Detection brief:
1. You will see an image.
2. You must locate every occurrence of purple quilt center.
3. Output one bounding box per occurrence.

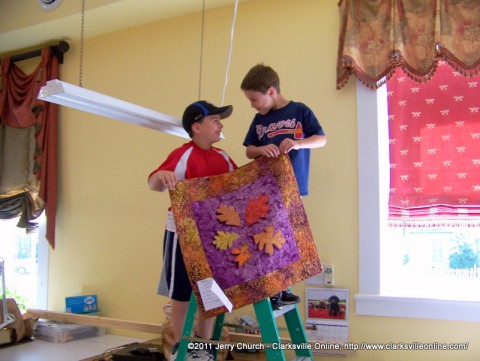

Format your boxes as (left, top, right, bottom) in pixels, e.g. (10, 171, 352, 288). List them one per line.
(191, 174, 300, 289)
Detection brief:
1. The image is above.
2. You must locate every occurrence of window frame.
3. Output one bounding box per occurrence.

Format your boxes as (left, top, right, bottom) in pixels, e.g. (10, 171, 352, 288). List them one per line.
(37, 215, 49, 309)
(355, 81, 480, 322)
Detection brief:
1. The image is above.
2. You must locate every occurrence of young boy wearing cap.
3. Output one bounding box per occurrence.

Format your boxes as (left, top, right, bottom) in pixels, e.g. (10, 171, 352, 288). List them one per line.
(148, 100, 237, 361)
(241, 63, 326, 310)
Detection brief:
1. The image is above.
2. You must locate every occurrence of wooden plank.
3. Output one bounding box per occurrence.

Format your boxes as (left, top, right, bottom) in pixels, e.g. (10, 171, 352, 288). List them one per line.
(26, 309, 163, 334)
(25, 310, 353, 357)
(229, 332, 289, 344)
(0, 328, 13, 346)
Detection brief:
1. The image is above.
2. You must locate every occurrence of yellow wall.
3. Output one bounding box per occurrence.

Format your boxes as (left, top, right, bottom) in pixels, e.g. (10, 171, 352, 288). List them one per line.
(45, 0, 478, 360)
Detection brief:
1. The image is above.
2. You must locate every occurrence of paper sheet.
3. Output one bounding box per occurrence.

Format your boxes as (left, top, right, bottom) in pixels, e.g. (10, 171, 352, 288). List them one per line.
(197, 278, 233, 312)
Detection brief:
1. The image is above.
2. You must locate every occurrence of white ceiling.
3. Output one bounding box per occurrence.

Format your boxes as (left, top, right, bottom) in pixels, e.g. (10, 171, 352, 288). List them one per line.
(0, 0, 246, 54)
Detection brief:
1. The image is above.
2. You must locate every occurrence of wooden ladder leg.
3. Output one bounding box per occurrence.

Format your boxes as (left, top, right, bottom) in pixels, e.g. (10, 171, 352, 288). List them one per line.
(176, 293, 198, 361)
(254, 298, 286, 361)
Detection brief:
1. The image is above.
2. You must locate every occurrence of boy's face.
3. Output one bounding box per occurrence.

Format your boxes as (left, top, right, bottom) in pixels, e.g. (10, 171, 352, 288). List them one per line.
(193, 114, 224, 143)
(243, 88, 274, 115)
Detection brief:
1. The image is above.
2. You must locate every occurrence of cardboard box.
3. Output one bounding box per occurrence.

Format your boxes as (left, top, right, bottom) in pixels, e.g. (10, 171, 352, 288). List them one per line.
(65, 294, 98, 314)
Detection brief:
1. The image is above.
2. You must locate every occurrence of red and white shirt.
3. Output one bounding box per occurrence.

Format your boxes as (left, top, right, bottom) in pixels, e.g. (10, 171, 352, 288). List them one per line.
(149, 141, 237, 231)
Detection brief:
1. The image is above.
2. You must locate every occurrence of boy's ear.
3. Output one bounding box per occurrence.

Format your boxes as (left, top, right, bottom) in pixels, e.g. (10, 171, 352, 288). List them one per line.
(191, 122, 201, 136)
(267, 86, 276, 97)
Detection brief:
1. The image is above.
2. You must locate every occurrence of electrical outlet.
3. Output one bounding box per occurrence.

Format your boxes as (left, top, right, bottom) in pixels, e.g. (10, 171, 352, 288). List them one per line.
(323, 264, 334, 286)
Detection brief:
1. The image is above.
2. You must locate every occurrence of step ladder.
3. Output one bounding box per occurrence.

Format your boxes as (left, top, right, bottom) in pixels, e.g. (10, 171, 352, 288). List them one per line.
(176, 291, 313, 361)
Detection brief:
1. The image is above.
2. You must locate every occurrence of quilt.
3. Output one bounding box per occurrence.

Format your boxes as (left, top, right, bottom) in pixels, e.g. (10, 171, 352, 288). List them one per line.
(170, 154, 322, 318)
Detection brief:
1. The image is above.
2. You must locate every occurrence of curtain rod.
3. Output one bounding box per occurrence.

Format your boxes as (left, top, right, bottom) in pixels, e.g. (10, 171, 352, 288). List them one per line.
(2, 40, 69, 64)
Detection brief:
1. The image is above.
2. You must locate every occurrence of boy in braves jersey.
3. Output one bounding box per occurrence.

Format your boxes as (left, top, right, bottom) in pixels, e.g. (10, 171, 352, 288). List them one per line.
(148, 101, 237, 361)
(241, 63, 326, 309)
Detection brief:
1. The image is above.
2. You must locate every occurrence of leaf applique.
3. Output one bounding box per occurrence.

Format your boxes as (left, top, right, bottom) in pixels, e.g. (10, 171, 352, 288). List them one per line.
(245, 195, 271, 226)
(231, 242, 252, 267)
(216, 204, 241, 226)
(212, 231, 240, 251)
(253, 226, 285, 255)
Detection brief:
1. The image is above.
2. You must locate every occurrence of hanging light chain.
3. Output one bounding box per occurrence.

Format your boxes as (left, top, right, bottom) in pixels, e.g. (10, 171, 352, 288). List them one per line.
(198, 0, 205, 100)
(79, 0, 86, 88)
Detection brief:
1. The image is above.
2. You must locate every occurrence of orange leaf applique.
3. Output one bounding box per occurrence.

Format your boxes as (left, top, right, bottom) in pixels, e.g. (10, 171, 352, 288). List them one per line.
(253, 226, 285, 256)
(212, 231, 240, 251)
(216, 204, 241, 226)
(231, 242, 252, 267)
(245, 195, 271, 226)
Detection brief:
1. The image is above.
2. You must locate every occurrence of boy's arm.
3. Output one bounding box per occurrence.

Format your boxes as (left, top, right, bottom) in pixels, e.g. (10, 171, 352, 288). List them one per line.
(148, 170, 178, 191)
(245, 144, 281, 159)
(279, 134, 326, 153)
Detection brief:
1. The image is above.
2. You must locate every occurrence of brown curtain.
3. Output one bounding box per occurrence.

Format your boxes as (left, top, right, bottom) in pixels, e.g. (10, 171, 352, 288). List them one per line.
(337, 0, 480, 90)
(0, 48, 59, 249)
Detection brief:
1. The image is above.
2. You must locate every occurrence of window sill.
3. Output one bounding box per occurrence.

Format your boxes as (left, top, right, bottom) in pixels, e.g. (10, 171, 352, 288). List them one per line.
(355, 294, 480, 322)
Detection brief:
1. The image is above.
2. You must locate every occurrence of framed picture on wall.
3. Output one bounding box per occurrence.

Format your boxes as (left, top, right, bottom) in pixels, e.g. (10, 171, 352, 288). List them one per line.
(306, 287, 348, 321)
(305, 288, 349, 344)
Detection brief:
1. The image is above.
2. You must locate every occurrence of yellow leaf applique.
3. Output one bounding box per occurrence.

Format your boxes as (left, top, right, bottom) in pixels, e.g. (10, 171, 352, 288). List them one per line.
(245, 195, 271, 226)
(216, 204, 241, 226)
(212, 231, 240, 251)
(253, 226, 285, 256)
(231, 242, 252, 267)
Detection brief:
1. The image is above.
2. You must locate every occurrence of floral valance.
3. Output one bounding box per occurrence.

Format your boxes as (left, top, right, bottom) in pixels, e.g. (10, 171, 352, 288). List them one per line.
(337, 0, 480, 90)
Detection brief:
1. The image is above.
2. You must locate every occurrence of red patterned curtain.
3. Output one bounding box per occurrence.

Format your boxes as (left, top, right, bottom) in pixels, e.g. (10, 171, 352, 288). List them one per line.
(0, 48, 59, 248)
(387, 61, 480, 226)
(337, 0, 480, 90)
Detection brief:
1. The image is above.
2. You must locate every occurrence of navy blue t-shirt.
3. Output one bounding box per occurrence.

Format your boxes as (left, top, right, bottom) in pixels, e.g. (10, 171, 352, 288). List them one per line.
(243, 101, 324, 196)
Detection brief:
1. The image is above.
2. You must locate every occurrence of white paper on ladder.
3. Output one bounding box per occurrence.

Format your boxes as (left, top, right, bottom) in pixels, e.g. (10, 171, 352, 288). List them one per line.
(197, 278, 233, 312)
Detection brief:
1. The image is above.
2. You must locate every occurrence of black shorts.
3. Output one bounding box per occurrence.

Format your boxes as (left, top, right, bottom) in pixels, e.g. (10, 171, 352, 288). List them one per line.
(157, 229, 192, 301)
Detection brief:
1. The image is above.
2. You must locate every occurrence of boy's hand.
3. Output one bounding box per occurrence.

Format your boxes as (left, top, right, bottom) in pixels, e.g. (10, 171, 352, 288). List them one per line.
(155, 170, 178, 190)
(279, 138, 299, 153)
(261, 144, 281, 157)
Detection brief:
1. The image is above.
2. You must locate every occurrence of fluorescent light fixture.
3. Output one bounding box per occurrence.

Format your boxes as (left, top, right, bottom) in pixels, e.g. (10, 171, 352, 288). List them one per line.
(38, 79, 190, 139)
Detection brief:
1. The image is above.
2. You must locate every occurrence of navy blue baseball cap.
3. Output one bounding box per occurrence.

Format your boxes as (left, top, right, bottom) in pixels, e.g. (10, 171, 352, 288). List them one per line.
(182, 100, 233, 134)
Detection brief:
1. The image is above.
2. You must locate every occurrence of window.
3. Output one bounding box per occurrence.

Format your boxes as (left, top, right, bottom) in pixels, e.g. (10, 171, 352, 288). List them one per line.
(0, 213, 48, 312)
(355, 81, 480, 322)
(382, 226, 480, 301)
